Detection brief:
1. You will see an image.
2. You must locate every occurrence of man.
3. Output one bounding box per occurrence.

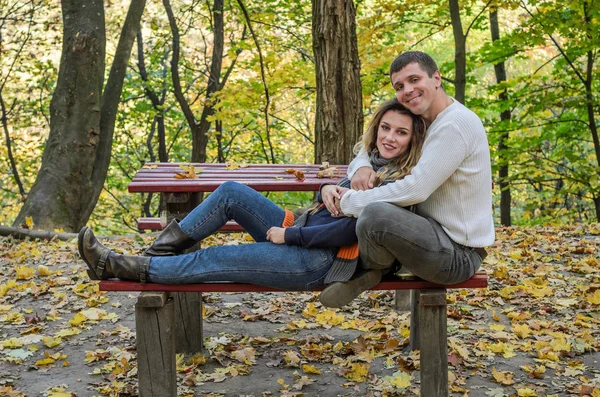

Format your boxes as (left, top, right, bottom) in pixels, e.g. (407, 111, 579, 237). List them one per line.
(319, 51, 495, 308)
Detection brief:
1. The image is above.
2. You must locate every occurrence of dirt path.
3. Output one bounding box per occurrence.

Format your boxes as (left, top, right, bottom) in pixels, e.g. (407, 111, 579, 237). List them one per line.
(1, 225, 599, 396)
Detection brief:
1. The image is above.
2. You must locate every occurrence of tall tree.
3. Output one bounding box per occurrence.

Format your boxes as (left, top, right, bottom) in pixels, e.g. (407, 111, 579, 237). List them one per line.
(448, 0, 493, 104)
(312, 0, 363, 164)
(14, 0, 146, 231)
(490, 9, 512, 226)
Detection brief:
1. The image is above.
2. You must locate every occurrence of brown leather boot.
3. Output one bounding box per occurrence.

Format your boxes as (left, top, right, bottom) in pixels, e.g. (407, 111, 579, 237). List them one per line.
(78, 227, 150, 282)
(143, 220, 196, 256)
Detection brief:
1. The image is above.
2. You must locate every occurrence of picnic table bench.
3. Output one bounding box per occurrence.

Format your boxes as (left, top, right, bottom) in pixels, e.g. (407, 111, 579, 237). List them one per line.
(99, 162, 489, 397)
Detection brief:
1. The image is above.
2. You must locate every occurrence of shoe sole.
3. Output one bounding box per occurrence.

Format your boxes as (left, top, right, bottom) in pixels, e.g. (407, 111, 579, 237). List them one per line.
(78, 227, 100, 280)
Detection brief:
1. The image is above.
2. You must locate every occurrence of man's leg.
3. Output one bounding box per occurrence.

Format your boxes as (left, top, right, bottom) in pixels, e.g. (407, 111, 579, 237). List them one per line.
(320, 202, 481, 307)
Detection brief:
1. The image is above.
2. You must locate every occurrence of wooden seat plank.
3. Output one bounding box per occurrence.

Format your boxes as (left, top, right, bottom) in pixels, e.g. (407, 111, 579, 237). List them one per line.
(99, 271, 487, 293)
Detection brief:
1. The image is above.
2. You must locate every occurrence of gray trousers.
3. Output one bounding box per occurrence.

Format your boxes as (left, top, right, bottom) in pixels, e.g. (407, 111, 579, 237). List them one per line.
(356, 203, 482, 285)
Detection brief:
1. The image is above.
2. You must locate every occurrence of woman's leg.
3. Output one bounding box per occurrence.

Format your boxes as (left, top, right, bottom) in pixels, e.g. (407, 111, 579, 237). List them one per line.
(178, 181, 290, 242)
(148, 243, 335, 290)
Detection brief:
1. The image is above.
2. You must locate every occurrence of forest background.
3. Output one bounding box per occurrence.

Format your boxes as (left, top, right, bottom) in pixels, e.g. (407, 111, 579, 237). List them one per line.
(0, 0, 599, 235)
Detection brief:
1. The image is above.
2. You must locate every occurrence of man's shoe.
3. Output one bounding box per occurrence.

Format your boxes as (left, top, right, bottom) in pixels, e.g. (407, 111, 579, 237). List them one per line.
(319, 269, 383, 308)
(78, 227, 150, 282)
(143, 219, 196, 256)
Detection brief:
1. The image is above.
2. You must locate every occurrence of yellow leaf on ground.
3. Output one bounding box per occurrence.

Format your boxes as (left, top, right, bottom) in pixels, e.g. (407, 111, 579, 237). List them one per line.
(25, 217, 34, 229)
(15, 266, 35, 280)
(283, 350, 301, 367)
(42, 336, 62, 348)
(585, 290, 600, 305)
(512, 323, 532, 339)
(550, 337, 571, 352)
(2, 338, 24, 349)
(36, 357, 56, 366)
(315, 310, 344, 327)
(516, 388, 537, 396)
(69, 312, 87, 326)
(37, 265, 52, 277)
(344, 363, 369, 382)
(302, 364, 321, 375)
(492, 367, 515, 385)
(46, 386, 74, 397)
(302, 303, 318, 318)
(386, 371, 411, 389)
(448, 338, 469, 360)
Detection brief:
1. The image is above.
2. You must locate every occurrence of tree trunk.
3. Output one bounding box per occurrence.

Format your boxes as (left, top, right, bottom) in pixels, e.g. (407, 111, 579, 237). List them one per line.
(137, 30, 169, 162)
(583, 5, 600, 221)
(14, 0, 147, 232)
(312, 0, 363, 165)
(13, 0, 106, 231)
(490, 10, 512, 226)
(449, 0, 466, 104)
(194, 0, 225, 163)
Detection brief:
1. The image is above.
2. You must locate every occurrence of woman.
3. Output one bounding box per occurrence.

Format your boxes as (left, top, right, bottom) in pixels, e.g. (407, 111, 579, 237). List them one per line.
(79, 99, 427, 290)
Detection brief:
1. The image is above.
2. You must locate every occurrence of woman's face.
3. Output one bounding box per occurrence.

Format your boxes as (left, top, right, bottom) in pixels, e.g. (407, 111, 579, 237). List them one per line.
(376, 110, 414, 159)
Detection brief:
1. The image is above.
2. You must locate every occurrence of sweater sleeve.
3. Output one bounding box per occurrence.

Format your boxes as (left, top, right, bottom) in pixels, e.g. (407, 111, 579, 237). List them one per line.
(340, 122, 467, 217)
(347, 148, 372, 179)
(284, 217, 357, 248)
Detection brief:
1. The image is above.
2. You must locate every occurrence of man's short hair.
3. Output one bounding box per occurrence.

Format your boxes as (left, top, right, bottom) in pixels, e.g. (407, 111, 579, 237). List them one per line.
(390, 51, 439, 77)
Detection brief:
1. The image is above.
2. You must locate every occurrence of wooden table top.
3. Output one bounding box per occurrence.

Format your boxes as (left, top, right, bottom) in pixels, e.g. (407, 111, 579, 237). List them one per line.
(128, 163, 348, 193)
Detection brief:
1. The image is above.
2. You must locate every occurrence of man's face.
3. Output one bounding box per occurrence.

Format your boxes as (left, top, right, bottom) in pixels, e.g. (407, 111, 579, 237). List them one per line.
(391, 62, 442, 121)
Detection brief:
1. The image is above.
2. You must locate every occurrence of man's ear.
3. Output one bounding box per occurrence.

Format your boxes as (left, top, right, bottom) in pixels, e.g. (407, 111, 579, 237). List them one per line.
(433, 70, 442, 87)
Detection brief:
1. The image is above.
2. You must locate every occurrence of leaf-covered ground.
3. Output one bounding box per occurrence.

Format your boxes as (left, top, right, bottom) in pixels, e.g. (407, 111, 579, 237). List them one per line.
(0, 225, 599, 397)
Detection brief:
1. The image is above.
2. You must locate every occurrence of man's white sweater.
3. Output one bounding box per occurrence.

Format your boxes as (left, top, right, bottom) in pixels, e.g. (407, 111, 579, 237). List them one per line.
(341, 99, 495, 248)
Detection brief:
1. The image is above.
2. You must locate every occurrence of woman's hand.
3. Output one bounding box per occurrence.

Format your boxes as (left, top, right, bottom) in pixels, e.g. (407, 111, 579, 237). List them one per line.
(266, 227, 286, 244)
(351, 166, 376, 190)
(321, 185, 349, 217)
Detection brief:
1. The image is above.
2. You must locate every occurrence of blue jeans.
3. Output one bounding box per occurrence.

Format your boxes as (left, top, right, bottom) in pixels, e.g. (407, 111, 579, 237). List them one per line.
(148, 181, 336, 290)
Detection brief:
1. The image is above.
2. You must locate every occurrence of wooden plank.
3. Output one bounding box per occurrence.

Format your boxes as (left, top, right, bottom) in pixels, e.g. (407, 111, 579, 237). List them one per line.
(129, 179, 337, 193)
(100, 271, 488, 293)
(128, 162, 347, 194)
(136, 292, 168, 308)
(172, 292, 204, 354)
(136, 298, 176, 397)
(394, 290, 412, 311)
(418, 289, 448, 397)
(138, 217, 243, 232)
(409, 290, 421, 350)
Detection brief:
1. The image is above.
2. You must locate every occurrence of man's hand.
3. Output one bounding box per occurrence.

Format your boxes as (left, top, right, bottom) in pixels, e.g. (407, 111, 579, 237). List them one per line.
(266, 227, 286, 244)
(321, 185, 349, 217)
(351, 167, 376, 190)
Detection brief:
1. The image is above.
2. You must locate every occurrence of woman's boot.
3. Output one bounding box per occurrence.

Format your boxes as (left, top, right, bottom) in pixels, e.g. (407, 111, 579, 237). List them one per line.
(78, 227, 150, 282)
(143, 220, 196, 256)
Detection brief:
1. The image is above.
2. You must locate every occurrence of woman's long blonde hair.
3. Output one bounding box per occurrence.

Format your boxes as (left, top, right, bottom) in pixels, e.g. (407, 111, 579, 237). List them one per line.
(355, 98, 427, 185)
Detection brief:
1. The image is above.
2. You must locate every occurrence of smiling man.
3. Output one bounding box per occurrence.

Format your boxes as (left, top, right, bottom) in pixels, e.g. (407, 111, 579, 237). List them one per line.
(319, 51, 495, 308)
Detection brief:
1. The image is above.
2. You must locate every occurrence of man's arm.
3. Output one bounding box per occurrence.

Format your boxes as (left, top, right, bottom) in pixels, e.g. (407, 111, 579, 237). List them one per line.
(347, 147, 372, 178)
(347, 148, 377, 190)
